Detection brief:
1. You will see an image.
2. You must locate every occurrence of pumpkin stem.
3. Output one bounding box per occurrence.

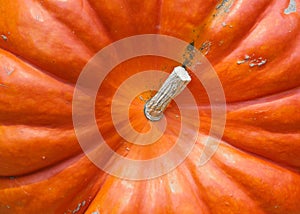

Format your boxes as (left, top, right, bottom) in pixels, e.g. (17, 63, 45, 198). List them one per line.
(144, 66, 191, 121)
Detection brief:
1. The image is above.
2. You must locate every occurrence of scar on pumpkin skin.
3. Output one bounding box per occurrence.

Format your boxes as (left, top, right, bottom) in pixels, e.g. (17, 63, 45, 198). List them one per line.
(0, 83, 8, 87)
(236, 54, 267, 67)
(4, 65, 15, 76)
(284, 0, 297, 15)
(1, 34, 8, 41)
(182, 41, 195, 68)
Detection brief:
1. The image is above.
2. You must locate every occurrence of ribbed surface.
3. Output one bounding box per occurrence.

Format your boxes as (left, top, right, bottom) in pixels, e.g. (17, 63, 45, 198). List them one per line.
(0, 0, 299, 213)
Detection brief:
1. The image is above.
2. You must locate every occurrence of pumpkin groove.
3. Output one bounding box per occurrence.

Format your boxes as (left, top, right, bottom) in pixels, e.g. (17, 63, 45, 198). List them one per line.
(0, 0, 300, 213)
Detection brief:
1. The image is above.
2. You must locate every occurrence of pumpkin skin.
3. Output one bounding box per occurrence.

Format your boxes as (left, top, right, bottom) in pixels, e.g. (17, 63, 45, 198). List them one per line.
(0, 0, 300, 213)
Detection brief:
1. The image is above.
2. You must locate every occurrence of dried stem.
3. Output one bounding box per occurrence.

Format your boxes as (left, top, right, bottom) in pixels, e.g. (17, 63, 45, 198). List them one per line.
(144, 66, 191, 121)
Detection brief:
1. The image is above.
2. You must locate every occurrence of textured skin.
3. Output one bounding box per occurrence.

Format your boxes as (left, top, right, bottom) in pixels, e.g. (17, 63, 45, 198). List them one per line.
(0, 0, 300, 213)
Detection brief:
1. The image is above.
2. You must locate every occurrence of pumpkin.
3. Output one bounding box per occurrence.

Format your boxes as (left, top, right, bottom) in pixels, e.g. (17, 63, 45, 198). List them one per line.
(0, 0, 300, 213)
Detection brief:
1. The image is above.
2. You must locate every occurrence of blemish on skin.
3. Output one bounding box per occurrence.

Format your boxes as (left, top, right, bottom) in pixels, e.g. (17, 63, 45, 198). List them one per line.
(216, 3, 222, 9)
(244, 55, 250, 60)
(73, 202, 82, 214)
(41, 156, 46, 160)
(215, 0, 233, 15)
(284, 0, 297, 14)
(1, 34, 8, 41)
(249, 63, 256, 67)
(4, 65, 15, 75)
(237, 60, 245, 65)
(0, 83, 8, 87)
(35, 15, 44, 22)
(221, 22, 233, 28)
(257, 59, 267, 66)
(216, 0, 229, 9)
(237, 54, 251, 65)
(139, 95, 145, 101)
(21, 186, 30, 195)
(237, 54, 267, 67)
(223, 153, 236, 164)
(30, 8, 44, 22)
(200, 41, 212, 55)
(182, 41, 196, 67)
(249, 57, 267, 67)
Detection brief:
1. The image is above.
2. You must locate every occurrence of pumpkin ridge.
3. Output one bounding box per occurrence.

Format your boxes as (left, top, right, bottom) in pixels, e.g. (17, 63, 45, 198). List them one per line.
(222, 126, 300, 169)
(0, 0, 299, 213)
(0, 156, 104, 214)
(225, 88, 300, 133)
(191, 0, 274, 65)
(0, 153, 85, 188)
(0, 0, 94, 83)
(0, 47, 76, 88)
(222, 86, 300, 107)
(212, 143, 300, 213)
(38, 0, 112, 52)
(86, 0, 161, 40)
(185, 140, 265, 213)
(0, 50, 75, 126)
(211, 1, 300, 102)
(195, 86, 300, 111)
(155, 0, 163, 34)
(86, 0, 128, 41)
(0, 125, 82, 176)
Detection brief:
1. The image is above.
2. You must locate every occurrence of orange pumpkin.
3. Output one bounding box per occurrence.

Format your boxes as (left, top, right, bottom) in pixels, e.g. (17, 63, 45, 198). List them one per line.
(0, 0, 300, 213)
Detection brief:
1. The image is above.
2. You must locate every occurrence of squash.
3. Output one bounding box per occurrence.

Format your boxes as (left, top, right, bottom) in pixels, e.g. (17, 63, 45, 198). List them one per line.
(0, 0, 300, 213)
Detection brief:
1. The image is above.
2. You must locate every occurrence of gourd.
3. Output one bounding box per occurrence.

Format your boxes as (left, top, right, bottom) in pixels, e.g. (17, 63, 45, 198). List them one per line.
(0, 0, 299, 213)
